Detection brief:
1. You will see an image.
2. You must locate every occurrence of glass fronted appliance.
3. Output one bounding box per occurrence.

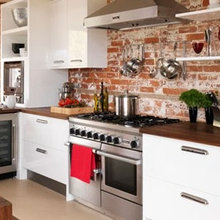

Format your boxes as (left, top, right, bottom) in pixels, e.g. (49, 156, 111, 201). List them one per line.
(0, 114, 17, 176)
(4, 61, 24, 104)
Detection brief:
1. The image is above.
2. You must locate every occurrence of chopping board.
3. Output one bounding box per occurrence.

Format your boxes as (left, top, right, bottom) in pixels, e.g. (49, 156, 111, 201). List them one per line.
(50, 106, 93, 115)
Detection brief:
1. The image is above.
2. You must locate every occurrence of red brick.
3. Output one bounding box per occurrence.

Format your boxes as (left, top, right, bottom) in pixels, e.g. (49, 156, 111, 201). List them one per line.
(107, 48, 119, 53)
(144, 37, 159, 44)
(163, 88, 187, 95)
(179, 26, 197, 33)
(187, 66, 203, 72)
(186, 33, 204, 41)
(111, 41, 123, 47)
(140, 87, 154, 93)
(149, 80, 160, 87)
(203, 66, 220, 72)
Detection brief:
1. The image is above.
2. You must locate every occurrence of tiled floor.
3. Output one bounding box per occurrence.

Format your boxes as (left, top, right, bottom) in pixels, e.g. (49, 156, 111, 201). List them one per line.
(0, 178, 112, 220)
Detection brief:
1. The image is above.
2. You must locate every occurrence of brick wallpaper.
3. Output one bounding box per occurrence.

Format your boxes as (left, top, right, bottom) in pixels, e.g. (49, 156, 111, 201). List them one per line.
(69, 0, 220, 121)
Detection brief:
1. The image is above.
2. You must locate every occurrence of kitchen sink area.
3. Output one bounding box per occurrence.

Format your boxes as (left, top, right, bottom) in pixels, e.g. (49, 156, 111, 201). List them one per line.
(0, 0, 220, 220)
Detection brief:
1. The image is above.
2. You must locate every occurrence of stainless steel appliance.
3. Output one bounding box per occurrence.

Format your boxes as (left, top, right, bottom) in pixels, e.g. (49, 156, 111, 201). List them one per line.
(0, 114, 17, 177)
(4, 61, 24, 104)
(68, 113, 179, 220)
(84, 0, 189, 30)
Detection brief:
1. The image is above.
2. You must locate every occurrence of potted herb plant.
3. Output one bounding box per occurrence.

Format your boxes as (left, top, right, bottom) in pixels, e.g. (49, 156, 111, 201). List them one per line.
(179, 89, 204, 123)
(201, 93, 213, 125)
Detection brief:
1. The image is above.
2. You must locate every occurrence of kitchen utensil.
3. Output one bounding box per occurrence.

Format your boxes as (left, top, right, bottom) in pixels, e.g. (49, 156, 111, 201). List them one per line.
(11, 8, 27, 27)
(205, 28, 212, 56)
(160, 42, 182, 79)
(12, 43, 25, 54)
(4, 95, 16, 109)
(192, 42, 204, 54)
(114, 91, 138, 117)
(182, 41, 187, 81)
(150, 42, 163, 78)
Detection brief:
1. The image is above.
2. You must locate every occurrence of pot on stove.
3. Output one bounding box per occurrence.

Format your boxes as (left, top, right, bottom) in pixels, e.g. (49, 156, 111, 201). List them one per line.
(114, 91, 139, 117)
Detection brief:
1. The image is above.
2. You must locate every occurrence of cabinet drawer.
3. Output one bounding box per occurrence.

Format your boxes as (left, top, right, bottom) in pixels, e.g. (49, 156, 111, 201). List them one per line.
(144, 177, 220, 220)
(23, 140, 68, 184)
(143, 134, 220, 196)
(21, 113, 68, 151)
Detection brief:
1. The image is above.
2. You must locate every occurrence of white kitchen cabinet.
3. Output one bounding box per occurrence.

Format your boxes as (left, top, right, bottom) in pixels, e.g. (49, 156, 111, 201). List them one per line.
(48, 0, 107, 69)
(143, 134, 220, 220)
(1, 0, 67, 107)
(18, 113, 71, 199)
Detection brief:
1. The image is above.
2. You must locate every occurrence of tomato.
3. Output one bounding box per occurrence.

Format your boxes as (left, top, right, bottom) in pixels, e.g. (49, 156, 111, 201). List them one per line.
(64, 98, 72, 106)
(58, 99, 65, 107)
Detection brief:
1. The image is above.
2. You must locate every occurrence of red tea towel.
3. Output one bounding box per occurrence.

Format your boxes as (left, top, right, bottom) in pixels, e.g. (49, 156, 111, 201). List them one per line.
(71, 144, 96, 183)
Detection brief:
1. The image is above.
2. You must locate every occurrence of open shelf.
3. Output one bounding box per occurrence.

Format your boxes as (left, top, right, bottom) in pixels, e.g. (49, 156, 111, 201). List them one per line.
(176, 56, 220, 62)
(2, 26, 28, 36)
(176, 6, 220, 21)
(2, 56, 28, 62)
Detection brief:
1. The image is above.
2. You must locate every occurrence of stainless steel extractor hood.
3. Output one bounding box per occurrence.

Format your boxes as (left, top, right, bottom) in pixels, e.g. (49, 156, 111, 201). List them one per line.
(84, 0, 189, 30)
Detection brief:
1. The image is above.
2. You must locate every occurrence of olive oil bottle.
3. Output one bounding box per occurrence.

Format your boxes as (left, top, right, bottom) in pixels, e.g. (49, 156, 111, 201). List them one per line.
(103, 87, 109, 112)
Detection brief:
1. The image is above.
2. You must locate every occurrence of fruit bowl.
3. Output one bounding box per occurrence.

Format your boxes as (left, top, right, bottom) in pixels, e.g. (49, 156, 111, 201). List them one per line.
(11, 8, 27, 27)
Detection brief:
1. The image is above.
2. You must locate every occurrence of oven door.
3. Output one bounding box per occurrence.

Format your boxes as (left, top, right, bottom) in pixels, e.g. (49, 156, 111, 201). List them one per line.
(69, 136, 102, 207)
(97, 144, 142, 205)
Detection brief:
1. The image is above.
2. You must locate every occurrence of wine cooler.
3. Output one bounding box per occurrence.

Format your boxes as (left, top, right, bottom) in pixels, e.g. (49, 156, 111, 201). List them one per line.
(0, 114, 17, 177)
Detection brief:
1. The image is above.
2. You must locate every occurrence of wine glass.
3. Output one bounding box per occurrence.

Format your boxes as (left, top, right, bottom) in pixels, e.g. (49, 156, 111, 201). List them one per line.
(192, 42, 204, 54)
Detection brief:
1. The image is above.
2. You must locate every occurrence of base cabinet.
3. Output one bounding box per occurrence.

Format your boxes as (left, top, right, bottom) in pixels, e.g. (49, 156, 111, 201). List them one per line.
(19, 113, 69, 189)
(23, 140, 68, 184)
(143, 134, 220, 220)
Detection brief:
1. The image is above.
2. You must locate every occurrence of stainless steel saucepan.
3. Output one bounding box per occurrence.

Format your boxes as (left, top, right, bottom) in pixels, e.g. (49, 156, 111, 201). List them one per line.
(114, 91, 139, 117)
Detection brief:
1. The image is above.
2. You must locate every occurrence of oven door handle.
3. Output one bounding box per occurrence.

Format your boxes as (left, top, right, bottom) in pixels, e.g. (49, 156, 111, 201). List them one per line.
(93, 150, 142, 165)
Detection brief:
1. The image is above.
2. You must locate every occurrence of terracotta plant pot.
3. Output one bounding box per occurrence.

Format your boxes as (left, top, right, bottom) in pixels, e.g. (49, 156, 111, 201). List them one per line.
(189, 107, 198, 123)
(205, 107, 214, 125)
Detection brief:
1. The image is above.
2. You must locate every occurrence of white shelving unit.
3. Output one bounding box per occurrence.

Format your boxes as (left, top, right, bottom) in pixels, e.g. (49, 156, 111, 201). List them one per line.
(176, 6, 220, 21)
(176, 56, 220, 62)
(1, 0, 67, 107)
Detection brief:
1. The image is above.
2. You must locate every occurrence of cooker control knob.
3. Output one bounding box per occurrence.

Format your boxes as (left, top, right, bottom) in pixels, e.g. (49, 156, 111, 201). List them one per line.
(87, 131, 93, 138)
(99, 134, 107, 142)
(80, 130, 86, 137)
(70, 128, 75, 135)
(130, 139, 139, 148)
(113, 137, 121, 144)
(93, 132, 100, 140)
(106, 136, 113, 143)
(75, 129, 81, 136)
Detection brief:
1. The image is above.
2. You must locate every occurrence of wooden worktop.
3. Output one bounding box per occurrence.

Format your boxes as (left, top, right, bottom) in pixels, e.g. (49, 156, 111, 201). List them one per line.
(0, 108, 20, 114)
(140, 122, 220, 147)
(21, 107, 70, 120)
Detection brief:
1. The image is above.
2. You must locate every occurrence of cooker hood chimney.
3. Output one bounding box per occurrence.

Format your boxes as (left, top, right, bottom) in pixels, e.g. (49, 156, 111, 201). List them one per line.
(84, 0, 189, 30)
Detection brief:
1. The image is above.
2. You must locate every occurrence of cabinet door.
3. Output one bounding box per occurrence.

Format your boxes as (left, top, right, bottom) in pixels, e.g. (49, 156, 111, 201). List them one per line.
(144, 177, 220, 220)
(49, 0, 68, 67)
(23, 140, 68, 184)
(67, 0, 87, 67)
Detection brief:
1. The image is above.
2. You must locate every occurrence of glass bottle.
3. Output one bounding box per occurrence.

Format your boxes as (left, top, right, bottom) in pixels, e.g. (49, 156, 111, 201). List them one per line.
(99, 82, 104, 112)
(103, 87, 109, 112)
(94, 92, 99, 113)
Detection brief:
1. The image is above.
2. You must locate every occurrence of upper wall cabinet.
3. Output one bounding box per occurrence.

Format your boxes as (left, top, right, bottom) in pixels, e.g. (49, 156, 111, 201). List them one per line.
(48, 0, 107, 69)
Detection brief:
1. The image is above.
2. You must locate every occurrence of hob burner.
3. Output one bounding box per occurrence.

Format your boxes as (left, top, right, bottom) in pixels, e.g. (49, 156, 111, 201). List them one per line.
(76, 112, 180, 128)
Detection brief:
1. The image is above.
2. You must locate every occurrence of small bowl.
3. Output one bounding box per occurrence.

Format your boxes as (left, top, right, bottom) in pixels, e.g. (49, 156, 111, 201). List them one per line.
(11, 8, 27, 27)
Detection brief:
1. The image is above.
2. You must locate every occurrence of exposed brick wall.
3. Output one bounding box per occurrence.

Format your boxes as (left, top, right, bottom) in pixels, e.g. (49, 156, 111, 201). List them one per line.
(69, 0, 220, 121)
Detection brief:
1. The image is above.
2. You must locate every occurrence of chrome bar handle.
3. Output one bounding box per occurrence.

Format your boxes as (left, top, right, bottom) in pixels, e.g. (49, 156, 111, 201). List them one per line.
(181, 192, 209, 205)
(12, 124, 16, 160)
(36, 119, 48, 124)
(181, 146, 209, 155)
(64, 142, 70, 147)
(36, 148, 47, 154)
(93, 150, 141, 165)
(70, 59, 82, 63)
(53, 60, 65, 64)
(93, 168, 102, 182)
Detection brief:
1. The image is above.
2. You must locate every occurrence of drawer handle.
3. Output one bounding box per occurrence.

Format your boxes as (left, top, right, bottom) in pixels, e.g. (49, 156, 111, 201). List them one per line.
(64, 142, 70, 147)
(36, 148, 47, 154)
(53, 60, 65, 64)
(181, 146, 208, 155)
(181, 192, 209, 205)
(70, 59, 82, 63)
(36, 119, 48, 124)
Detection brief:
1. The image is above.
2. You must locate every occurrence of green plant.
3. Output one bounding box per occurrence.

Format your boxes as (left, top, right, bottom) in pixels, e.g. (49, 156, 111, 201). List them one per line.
(201, 94, 212, 108)
(179, 89, 204, 108)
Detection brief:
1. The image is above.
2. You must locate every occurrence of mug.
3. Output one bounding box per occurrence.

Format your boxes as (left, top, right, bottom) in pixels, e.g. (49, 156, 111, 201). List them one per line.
(5, 95, 16, 108)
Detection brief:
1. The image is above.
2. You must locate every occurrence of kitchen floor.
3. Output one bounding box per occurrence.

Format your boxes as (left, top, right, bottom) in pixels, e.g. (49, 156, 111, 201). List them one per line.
(0, 178, 112, 220)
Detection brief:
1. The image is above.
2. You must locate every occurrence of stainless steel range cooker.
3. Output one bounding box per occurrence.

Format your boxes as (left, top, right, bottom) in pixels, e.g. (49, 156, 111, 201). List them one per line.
(68, 112, 179, 220)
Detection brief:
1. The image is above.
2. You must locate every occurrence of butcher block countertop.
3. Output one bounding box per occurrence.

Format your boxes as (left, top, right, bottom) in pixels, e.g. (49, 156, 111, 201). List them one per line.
(0, 108, 20, 114)
(21, 107, 69, 120)
(140, 122, 220, 147)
